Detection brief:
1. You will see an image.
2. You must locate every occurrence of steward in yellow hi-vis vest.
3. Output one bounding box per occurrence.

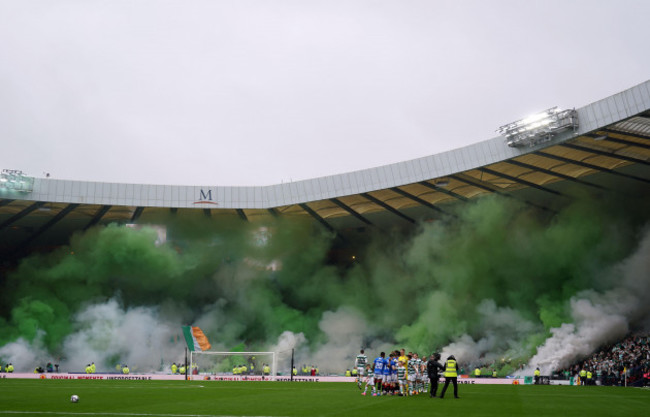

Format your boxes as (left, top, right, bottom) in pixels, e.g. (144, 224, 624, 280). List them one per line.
(440, 355, 459, 399)
(579, 368, 587, 386)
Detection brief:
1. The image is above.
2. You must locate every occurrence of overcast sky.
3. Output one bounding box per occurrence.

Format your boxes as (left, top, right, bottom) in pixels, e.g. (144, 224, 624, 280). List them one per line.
(1, 0, 648, 187)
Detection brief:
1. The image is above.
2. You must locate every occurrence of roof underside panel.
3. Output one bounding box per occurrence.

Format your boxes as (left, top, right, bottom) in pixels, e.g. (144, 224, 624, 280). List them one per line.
(335, 195, 385, 215)
(513, 154, 598, 178)
(485, 162, 563, 187)
(463, 169, 525, 191)
(541, 146, 633, 170)
(612, 115, 650, 136)
(397, 183, 459, 205)
(303, 200, 347, 220)
(365, 189, 413, 210)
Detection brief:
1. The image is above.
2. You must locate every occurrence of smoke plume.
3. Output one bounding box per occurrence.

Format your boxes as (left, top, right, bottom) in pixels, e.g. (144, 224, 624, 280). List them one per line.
(0, 191, 648, 375)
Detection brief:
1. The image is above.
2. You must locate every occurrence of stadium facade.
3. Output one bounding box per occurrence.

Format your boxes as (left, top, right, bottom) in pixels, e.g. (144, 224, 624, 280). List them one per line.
(1, 80, 649, 261)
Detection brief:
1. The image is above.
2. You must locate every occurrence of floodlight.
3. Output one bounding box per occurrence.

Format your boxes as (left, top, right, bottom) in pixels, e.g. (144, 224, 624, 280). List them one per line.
(0, 169, 34, 192)
(497, 107, 578, 147)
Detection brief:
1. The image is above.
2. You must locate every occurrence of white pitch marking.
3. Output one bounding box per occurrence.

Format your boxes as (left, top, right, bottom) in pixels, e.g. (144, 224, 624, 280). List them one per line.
(0, 412, 286, 417)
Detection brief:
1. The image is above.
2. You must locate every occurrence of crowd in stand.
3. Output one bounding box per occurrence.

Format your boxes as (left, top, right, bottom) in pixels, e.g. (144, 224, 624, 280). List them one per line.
(555, 333, 650, 386)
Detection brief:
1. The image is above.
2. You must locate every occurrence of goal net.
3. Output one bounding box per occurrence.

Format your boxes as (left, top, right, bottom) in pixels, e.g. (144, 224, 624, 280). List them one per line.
(189, 351, 277, 381)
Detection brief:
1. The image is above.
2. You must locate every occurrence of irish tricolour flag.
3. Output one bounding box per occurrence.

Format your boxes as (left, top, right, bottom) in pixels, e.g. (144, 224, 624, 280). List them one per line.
(182, 326, 212, 351)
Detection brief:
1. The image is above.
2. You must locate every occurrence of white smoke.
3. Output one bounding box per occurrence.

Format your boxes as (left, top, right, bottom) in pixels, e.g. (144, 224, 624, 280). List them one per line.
(266, 306, 387, 375)
(527, 227, 650, 374)
(0, 333, 50, 372)
(308, 307, 367, 373)
(0, 299, 186, 373)
(267, 330, 307, 374)
(59, 299, 184, 372)
(270, 330, 307, 353)
(440, 299, 540, 366)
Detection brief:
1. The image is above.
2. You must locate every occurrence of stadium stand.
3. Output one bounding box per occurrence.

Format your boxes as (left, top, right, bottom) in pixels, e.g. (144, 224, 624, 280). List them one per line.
(556, 334, 650, 386)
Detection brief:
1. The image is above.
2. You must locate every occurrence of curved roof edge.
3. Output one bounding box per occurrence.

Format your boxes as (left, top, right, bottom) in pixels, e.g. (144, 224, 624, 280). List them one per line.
(4, 80, 650, 210)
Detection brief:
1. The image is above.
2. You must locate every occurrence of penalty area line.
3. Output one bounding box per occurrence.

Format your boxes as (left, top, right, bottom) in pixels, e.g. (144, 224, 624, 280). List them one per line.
(0, 412, 287, 417)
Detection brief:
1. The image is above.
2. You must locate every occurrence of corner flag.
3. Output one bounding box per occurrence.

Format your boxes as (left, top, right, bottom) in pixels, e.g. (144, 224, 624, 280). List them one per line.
(182, 326, 212, 351)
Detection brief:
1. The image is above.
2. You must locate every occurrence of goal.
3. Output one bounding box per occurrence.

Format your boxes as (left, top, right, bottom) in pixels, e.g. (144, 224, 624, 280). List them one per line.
(189, 351, 277, 381)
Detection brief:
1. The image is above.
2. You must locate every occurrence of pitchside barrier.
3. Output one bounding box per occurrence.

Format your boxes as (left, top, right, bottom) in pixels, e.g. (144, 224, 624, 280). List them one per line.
(1, 373, 568, 385)
(0, 373, 185, 380)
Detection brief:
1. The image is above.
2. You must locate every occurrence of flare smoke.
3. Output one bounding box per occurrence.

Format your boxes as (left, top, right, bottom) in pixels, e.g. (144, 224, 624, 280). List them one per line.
(0, 192, 648, 375)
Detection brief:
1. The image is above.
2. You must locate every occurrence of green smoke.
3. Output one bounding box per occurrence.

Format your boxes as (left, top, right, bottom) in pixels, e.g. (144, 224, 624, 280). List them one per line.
(0, 189, 648, 373)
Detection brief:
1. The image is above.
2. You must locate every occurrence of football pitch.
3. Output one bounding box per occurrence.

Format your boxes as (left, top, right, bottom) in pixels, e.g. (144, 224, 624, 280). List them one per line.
(1, 379, 648, 417)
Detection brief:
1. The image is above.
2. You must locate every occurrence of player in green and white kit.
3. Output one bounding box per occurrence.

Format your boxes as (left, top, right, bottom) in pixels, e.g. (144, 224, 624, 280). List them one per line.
(355, 349, 367, 389)
(397, 360, 407, 396)
(414, 353, 424, 394)
(420, 355, 429, 393)
(362, 364, 377, 396)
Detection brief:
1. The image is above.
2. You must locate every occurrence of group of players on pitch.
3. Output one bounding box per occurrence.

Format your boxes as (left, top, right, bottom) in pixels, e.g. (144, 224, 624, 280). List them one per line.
(354, 349, 459, 398)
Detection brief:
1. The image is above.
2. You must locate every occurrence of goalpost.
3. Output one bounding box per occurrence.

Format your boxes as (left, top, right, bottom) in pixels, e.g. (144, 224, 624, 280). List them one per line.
(189, 351, 277, 381)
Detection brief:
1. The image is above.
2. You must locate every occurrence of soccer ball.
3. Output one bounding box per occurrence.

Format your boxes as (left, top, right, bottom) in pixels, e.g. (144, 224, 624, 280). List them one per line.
(70, 395, 79, 403)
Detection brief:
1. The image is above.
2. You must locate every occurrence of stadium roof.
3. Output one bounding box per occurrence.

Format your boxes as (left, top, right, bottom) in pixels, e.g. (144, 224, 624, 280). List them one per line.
(1, 80, 649, 258)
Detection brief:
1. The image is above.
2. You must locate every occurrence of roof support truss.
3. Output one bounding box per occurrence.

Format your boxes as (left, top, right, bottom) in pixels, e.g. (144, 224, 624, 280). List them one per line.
(299, 203, 336, 233)
(131, 207, 145, 222)
(236, 209, 248, 222)
(84, 205, 112, 230)
(360, 193, 415, 224)
(19, 203, 79, 248)
(0, 201, 46, 231)
(329, 198, 373, 225)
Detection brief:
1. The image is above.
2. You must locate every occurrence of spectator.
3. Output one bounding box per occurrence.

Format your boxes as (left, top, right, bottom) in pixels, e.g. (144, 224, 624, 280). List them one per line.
(557, 334, 649, 387)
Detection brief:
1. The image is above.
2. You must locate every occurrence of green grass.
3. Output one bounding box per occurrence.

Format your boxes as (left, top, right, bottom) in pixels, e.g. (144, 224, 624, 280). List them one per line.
(0, 379, 648, 417)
